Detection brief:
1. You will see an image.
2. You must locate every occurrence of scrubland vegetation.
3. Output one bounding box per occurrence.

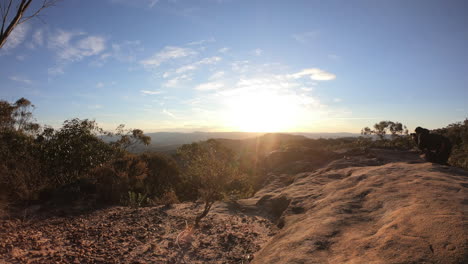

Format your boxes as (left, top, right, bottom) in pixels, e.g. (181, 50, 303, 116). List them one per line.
(1, 98, 467, 224)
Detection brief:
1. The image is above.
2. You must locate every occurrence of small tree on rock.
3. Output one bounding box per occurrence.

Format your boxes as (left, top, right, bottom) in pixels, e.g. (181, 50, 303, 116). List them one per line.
(177, 139, 239, 227)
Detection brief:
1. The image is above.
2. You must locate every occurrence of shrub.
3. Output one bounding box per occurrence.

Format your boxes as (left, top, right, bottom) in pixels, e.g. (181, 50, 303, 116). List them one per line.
(38, 119, 121, 186)
(140, 153, 181, 200)
(433, 119, 468, 170)
(177, 139, 241, 227)
(92, 154, 148, 204)
(154, 189, 180, 206)
(0, 130, 45, 201)
(123, 191, 149, 208)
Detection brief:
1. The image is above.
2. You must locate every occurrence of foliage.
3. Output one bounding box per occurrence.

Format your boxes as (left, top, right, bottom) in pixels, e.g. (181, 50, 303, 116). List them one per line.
(37, 119, 120, 186)
(110, 124, 151, 151)
(140, 153, 181, 199)
(0, 130, 45, 201)
(361, 121, 408, 140)
(0, 99, 43, 201)
(91, 153, 180, 205)
(432, 119, 468, 170)
(92, 154, 148, 204)
(0, 98, 154, 207)
(0, 98, 39, 133)
(124, 191, 149, 208)
(154, 189, 180, 206)
(177, 139, 241, 226)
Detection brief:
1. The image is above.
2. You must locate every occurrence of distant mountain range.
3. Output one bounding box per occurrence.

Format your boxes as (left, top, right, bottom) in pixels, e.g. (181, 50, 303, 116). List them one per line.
(131, 132, 361, 153)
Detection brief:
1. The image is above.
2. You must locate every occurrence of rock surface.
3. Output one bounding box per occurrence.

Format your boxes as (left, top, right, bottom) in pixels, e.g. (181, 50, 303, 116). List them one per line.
(248, 149, 468, 264)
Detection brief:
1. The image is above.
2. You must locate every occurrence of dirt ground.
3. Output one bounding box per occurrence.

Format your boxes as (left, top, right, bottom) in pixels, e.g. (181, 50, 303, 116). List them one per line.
(0, 203, 276, 264)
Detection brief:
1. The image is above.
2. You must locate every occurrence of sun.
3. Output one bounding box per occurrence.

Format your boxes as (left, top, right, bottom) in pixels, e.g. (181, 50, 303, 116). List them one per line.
(225, 89, 301, 132)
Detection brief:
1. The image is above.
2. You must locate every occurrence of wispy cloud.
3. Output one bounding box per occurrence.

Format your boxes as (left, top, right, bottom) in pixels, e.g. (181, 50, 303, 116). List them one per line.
(140, 46, 197, 67)
(109, 0, 159, 8)
(2, 23, 30, 52)
(163, 109, 177, 119)
(48, 65, 65, 75)
(92, 40, 143, 66)
(27, 28, 45, 49)
(48, 29, 106, 62)
(164, 74, 192, 87)
(141, 90, 163, 95)
(88, 104, 103, 109)
(252, 48, 263, 56)
(209, 71, 225, 80)
(289, 68, 336, 81)
(174, 56, 222, 74)
(218, 47, 230, 53)
(292, 31, 319, 43)
(9, 75, 32, 84)
(188, 38, 215, 45)
(195, 82, 224, 91)
(328, 54, 341, 61)
(231, 60, 250, 73)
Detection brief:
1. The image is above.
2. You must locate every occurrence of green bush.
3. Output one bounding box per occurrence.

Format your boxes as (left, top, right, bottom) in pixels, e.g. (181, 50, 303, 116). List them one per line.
(92, 155, 148, 204)
(0, 130, 45, 201)
(38, 119, 121, 186)
(123, 191, 149, 208)
(433, 119, 468, 170)
(140, 152, 181, 200)
(177, 139, 242, 226)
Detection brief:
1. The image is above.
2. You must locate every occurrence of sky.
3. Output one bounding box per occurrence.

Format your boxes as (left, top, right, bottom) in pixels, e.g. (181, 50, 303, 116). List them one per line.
(0, 0, 467, 133)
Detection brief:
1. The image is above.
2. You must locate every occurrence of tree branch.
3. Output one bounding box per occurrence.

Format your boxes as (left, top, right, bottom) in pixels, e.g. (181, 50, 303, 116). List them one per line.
(0, 0, 58, 49)
(18, 0, 58, 25)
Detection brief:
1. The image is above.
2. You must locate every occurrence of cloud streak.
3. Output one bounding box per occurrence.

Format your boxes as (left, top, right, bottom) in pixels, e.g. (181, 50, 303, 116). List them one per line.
(195, 82, 224, 91)
(2, 24, 30, 52)
(292, 31, 318, 43)
(140, 46, 197, 67)
(174, 56, 222, 74)
(9, 75, 32, 84)
(141, 90, 163, 95)
(289, 68, 336, 81)
(48, 29, 106, 62)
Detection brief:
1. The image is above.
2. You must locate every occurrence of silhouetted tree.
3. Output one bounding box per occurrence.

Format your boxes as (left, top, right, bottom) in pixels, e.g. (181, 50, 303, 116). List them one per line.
(111, 124, 151, 150)
(361, 121, 407, 140)
(0, 100, 15, 130)
(0, 97, 39, 133)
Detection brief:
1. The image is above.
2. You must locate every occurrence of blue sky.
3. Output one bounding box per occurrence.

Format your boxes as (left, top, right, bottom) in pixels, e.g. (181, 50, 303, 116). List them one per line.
(0, 0, 467, 133)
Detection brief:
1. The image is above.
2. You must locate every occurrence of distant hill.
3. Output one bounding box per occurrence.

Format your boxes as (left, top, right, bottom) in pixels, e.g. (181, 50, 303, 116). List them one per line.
(131, 131, 361, 154)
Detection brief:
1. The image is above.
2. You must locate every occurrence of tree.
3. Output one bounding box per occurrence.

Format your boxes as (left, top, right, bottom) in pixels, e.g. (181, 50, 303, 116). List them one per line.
(0, 97, 39, 133)
(38, 118, 119, 186)
(111, 124, 151, 151)
(361, 120, 407, 140)
(0, 99, 15, 130)
(177, 139, 239, 227)
(0, 0, 58, 49)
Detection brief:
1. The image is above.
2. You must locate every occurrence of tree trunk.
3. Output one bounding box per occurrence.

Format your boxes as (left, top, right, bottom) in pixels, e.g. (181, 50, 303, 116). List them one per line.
(194, 200, 214, 228)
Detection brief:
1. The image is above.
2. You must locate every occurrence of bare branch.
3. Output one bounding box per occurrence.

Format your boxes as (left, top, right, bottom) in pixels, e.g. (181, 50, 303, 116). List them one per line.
(19, 0, 58, 25)
(1, 0, 14, 35)
(0, 0, 58, 49)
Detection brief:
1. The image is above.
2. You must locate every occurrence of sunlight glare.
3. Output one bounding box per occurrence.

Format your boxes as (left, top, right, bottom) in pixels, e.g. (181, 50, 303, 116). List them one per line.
(225, 89, 300, 132)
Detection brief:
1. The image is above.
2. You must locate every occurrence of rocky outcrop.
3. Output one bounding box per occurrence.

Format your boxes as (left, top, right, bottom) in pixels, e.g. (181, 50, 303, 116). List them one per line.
(248, 149, 468, 263)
